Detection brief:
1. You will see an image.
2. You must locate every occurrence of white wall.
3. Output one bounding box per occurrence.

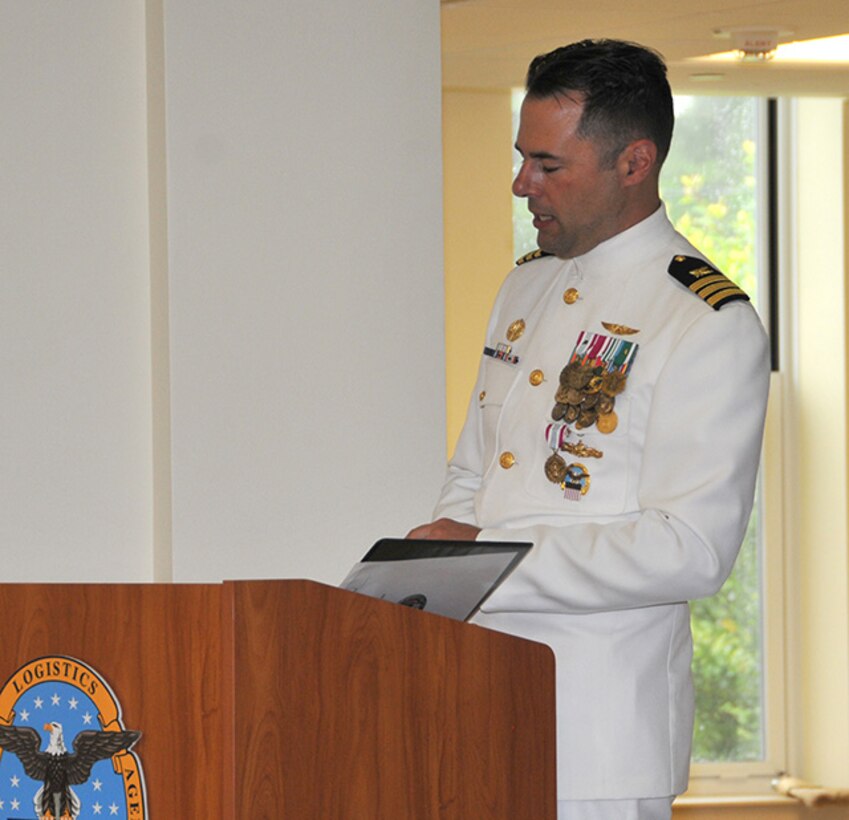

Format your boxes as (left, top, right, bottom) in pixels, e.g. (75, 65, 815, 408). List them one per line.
(163, 0, 445, 583)
(0, 1, 446, 585)
(0, 2, 153, 580)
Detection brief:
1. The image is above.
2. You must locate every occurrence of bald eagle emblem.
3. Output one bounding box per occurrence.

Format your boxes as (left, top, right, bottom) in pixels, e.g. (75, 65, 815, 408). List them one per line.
(0, 656, 146, 820)
(0, 721, 139, 819)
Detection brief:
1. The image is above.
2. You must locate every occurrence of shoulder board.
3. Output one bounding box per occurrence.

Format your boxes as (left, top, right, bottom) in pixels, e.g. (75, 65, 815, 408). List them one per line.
(667, 255, 750, 310)
(515, 249, 553, 266)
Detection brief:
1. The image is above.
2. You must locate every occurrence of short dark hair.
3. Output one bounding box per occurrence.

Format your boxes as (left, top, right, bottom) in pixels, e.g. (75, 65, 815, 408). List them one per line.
(525, 39, 674, 167)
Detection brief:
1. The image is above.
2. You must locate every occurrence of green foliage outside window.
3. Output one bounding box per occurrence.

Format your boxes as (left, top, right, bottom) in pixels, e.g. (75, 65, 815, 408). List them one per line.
(661, 97, 764, 763)
(689, 506, 763, 761)
(662, 96, 759, 301)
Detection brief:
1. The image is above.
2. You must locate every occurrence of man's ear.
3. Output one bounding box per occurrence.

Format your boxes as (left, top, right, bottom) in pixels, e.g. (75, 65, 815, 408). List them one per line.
(617, 139, 658, 187)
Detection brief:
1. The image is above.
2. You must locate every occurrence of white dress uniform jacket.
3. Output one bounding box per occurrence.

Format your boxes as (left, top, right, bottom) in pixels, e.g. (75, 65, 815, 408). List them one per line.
(433, 206, 770, 801)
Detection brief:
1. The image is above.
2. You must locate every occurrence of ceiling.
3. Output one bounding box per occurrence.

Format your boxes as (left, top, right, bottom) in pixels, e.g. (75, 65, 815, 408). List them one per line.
(441, 0, 849, 96)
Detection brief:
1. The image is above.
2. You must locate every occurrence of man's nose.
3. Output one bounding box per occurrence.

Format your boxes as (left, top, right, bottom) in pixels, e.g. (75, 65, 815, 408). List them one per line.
(512, 162, 535, 198)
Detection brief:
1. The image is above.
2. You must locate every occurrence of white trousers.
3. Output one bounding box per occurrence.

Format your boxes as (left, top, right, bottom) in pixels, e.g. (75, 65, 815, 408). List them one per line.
(557, 796, 674, 820)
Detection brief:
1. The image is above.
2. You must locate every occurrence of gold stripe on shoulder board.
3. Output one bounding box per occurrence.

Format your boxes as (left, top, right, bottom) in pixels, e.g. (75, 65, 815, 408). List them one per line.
(667, 255, 750, 310)
(516, 249, 554, 266)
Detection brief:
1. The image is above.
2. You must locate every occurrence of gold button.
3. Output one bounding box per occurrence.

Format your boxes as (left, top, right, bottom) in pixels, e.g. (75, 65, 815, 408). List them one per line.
(529, 369, 545, 386)
(499, 451, 516, 469)
(479, 390, 487, 402)
(563, 288, 580, 305)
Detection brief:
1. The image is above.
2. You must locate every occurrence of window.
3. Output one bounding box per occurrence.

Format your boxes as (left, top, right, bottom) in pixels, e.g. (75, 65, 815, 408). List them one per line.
(512, 94, 786, 788)
(664, 97, 773, 771)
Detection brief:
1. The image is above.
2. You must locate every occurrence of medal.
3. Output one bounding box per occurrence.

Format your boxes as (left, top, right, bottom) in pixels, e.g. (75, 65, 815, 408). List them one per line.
(540, 326, 639, 490)
(585, 375, 604, 394)
(576, 408, 598, 429)
(562, 463, 591, 501)
(564, 404, 580, 423)
(560, 361, 593, 389)
(555, 386, 582, 405)
(549, 331, 637, 440)
(542, 329, 639, 489)
(596, 411, 618, 434)
(580, 391, 599, 409)
(544, 452, 568, 484)
(597, 394, 615, 415)
(601, 371, 627, 396)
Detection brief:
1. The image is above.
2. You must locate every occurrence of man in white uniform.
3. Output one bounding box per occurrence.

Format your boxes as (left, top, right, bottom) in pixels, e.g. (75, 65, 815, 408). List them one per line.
(408, 40, 770, 819)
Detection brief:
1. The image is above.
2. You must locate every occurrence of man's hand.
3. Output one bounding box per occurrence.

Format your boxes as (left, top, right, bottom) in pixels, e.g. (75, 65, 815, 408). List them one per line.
(406, 517, 481, 541)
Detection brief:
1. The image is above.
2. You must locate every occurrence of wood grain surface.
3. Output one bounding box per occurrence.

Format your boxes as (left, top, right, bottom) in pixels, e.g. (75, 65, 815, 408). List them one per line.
(232, 580, 556, 819)
(0, 581, 555, 818)
(0, 584, 227, 817)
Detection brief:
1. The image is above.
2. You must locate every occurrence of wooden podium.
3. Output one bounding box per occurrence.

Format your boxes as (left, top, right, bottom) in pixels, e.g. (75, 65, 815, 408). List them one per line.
(0, 580, 556, 818)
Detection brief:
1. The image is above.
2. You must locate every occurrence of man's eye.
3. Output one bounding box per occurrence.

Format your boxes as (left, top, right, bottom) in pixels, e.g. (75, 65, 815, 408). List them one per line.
(542, 165, 560, 174)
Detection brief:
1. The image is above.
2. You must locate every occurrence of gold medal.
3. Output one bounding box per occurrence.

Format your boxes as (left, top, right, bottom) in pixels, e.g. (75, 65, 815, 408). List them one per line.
(597, 394, 615, 415)
(576, 408, 598, 429)
(560, 362, 593, 389)
(601, 371, 627, 396)
(545, 452, 568, 484)
(596, 411, 618, 434)
(585, 375, 604, 394)
(546, 330, 635, 475)
(580, 391, 599, 409)
(506, 319, 526, 342)
(563, 387, 584, 404)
